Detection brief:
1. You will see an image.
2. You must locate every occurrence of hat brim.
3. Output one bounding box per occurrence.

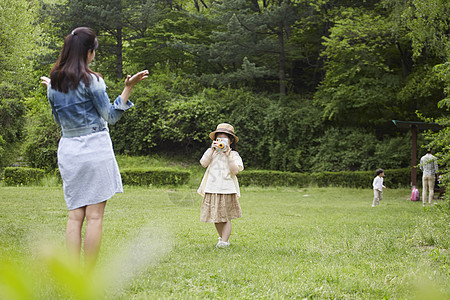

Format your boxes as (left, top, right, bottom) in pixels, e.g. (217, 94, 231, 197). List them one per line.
(209, 129, 239, 143)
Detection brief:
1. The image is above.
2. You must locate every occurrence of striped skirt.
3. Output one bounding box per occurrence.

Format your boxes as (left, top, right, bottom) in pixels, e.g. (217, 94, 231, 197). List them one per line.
(58, 131, 123, 210)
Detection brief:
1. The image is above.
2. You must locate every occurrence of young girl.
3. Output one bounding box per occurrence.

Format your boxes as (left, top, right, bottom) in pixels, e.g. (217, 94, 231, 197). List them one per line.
(197, 123, 244, 248)
(40, 27, 148, 268)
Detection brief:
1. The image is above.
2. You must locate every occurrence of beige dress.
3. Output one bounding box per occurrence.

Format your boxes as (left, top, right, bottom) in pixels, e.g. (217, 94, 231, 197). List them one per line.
(198, 148, 243, 223)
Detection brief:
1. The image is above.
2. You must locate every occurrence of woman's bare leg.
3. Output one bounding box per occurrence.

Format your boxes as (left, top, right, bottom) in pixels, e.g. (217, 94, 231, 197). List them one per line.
(84, 201, 107, 269)
(66, 207, 86, 263)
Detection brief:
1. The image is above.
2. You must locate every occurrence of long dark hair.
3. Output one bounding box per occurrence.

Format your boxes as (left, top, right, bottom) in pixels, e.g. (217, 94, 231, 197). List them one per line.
(50, 27, 100, 93)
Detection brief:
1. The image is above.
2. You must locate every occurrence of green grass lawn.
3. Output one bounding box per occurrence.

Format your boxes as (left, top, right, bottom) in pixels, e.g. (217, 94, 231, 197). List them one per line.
(0, 186, 448, 299)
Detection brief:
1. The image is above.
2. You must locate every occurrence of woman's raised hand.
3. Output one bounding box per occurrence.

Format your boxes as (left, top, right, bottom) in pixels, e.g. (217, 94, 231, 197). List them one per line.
(40, 76, 50, 87)
(124, 70, 149, 88)
(120, 70, 149, 104)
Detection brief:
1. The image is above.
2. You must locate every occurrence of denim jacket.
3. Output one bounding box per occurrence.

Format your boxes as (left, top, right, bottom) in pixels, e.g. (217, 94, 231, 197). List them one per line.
(47, 74, 134, 138)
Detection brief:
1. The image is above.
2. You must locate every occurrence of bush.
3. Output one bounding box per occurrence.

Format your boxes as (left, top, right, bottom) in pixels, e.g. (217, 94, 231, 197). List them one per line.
(383, 168, 411, 188)
(120, 168, 190, 186)
(310, 171, 373, 188)
(0, 97, 26, 169)
(2, 167, 45, 186)
(109, 75, 221, 156)
(23, 91, 60, 171)
(155, 94, 224, 152)
(0, 135, 5, 168)
(23, 116, 59, 171)
(311, 127, 380, 172)
(108, 82, 170, 155)
(238, 170, 310, 187)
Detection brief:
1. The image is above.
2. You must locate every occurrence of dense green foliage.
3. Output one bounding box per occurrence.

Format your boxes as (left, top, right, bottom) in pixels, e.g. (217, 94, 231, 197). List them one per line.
(23, 90, 60, 171)
(108, 80, 415, 172)
(0, 98, 26, 169)
(2, 167, 45, 186)
(0, 0, 44, 169)
(0, 0, 446, 178)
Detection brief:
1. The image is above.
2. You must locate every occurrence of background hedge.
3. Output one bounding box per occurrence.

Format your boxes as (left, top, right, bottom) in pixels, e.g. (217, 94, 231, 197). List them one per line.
(1, 166, 412, 188)
(120, 168, 191, 186)
(238, 168, 411, 188)
(238, 170, 310, 187)
(310, 168, 410, 188)
(2, 167, 45, 186)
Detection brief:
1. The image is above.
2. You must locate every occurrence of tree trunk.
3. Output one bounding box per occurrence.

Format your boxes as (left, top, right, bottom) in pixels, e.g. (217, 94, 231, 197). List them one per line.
(116, 26, 123, 79)
(278, 26, 287, 95)
(396, 42, 412, 78)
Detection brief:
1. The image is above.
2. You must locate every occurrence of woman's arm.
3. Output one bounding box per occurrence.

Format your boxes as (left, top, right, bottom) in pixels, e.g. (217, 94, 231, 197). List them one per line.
(120, 70, 149, 104)
(89, 70, 148, 124)
(40, 76, 61, 126)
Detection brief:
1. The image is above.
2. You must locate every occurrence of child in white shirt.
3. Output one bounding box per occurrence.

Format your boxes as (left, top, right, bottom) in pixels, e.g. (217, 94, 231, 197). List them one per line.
(372, 168, 386, 207)
(198, 123, 244, 248)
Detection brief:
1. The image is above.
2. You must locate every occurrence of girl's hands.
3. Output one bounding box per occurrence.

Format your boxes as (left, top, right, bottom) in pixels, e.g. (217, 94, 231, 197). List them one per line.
(211, 140, 219, 150)
(225, 145, 232, 156)
(40, 76, 50, 87)
(211, 140, 232, 155)
(206, 142, 236, 173)
(125, 70, 149, 88)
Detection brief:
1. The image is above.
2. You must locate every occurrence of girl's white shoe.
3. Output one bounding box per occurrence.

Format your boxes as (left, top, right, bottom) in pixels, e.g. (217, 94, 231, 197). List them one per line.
(216, 241, 230, 248)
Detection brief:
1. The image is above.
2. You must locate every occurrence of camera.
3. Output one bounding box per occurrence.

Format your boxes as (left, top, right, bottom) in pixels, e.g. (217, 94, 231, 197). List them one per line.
(215, 138, 229, 152)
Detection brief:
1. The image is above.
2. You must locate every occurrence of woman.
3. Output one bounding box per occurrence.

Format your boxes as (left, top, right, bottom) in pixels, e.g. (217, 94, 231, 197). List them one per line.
(41, 27, 148, 268)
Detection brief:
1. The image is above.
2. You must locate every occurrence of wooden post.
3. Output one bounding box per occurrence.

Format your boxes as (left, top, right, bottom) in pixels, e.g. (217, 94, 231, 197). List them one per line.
(411, 125, 417, 187)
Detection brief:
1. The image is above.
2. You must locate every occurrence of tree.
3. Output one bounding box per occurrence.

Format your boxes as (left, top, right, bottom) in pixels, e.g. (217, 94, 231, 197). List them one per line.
(193, 0, 301, 94)
(0, 0, 42, 168)
(314, 4, 444, 127)
(44, 0, 126, 78)
(0, 0, 41, 89)
(125, 8, 215, 77)
(404, 0, 450, 60)
(44, 0, 174, 78)
(315, 7, 399, 124)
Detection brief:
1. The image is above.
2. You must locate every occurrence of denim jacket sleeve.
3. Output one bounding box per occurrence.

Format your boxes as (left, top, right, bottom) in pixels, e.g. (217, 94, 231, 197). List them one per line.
(88, 76, 134, 125)
(47, 85, 61, 127)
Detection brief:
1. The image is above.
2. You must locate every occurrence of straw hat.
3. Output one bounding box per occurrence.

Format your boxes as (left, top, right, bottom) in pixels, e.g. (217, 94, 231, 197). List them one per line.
(209, 123, 239, 143)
